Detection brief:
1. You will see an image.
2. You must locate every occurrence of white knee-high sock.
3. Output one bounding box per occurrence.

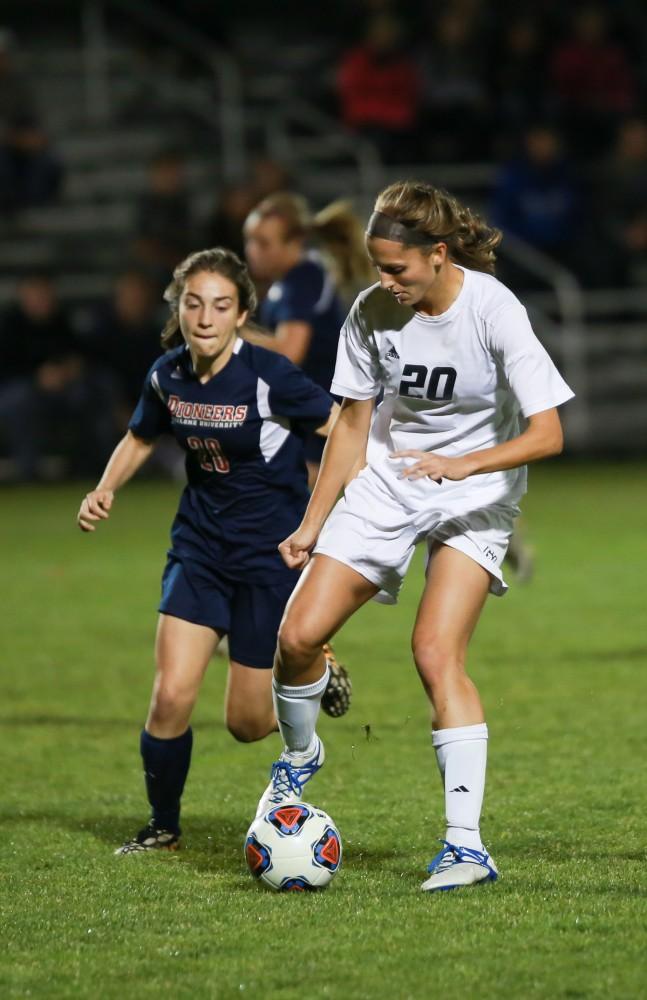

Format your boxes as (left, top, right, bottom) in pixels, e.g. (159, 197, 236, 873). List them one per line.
(272, 667, 329, 758)
(432, 723, 488, 852)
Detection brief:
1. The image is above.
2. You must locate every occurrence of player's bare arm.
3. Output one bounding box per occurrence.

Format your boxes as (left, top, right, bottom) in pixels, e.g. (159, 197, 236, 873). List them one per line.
(314, 401, 341, 438)
(77, 430, 154, 532)
(392, 407, 564, 482)
(241, 320, 313, 366)
(279, 396, 374, 569)
(344, 448, 368, 487)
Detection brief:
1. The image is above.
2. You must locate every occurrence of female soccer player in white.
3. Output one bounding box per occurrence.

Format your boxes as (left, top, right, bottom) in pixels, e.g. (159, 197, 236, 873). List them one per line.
(255, 180, 574, 892)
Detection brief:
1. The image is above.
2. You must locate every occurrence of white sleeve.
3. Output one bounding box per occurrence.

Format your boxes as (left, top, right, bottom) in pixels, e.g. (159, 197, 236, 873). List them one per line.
(330, 296, 382, 399)
(487, 304, 575, 417)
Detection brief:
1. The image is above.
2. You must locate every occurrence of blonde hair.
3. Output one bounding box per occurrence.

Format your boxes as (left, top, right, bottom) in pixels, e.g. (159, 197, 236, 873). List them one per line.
(161, 247, 257, 350)
(249, 191, 374, 299)
(374, 180, 502, 275)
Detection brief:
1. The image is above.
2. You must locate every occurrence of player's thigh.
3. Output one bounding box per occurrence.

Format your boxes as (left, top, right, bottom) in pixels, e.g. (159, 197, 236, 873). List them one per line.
(412, 543, 491, 663)
(224, 660, 275, 742)
(153, 613, 222, 704)
(280, 553, 379, 649)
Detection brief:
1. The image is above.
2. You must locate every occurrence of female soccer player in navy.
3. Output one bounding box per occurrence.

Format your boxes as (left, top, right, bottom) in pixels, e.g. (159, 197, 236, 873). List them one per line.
(243, 192, 372, 487)
(77, 248, 340, 854)
(254, 182, 574, 892)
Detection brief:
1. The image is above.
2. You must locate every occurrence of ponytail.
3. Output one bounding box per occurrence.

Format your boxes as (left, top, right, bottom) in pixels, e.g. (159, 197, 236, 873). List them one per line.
(247, 191, 374, 302)
(313, 200, 375, 300)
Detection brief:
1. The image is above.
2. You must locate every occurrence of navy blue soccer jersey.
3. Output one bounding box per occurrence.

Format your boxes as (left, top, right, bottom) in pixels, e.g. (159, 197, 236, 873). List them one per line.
(128, 339, 333, 585)
(258, 252, 346, 394)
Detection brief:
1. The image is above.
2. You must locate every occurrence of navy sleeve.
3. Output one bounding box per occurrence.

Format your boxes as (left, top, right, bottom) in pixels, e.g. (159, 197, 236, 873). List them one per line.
(128, 361, 171, 440)
(269, 266, 325, 325)
(252, 349, 333, 432)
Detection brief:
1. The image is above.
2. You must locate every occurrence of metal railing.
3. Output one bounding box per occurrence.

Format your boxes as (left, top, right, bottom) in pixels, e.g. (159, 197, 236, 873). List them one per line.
(498, 233, 589, 447)
(80, 0, 245, 181)
(263, 97, 383, 200)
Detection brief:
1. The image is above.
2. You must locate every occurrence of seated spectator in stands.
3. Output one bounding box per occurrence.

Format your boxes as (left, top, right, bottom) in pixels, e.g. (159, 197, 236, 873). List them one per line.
(0, 273, 115, 479)
(0, 115, 63, 215)
(82, 270, 164, 428)
(596, 117, 647, 286)
(417, 7, 491, 162)
(337, 13, 421, 163)
(549, 5, 636, 156)
(491, 124, 580, 255)
(133, 149, 192, 276)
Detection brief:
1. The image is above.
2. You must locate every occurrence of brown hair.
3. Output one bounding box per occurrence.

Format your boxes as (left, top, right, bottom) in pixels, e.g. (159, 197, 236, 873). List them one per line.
(248, 191, 374, 300)
(374, 181, 502, 275)
(161, 247, 257, 349)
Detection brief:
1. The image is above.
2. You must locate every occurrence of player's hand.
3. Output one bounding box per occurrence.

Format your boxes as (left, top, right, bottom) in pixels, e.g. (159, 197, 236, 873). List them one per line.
(278, 523, 320, 570)
(77, 489, 114, 532)
(389, 450, 474, 483)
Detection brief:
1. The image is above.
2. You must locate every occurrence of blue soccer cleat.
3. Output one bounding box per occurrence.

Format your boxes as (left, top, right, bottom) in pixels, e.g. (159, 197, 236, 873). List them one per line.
(255, 736, 325, 819)
(421, 840, 498, 892)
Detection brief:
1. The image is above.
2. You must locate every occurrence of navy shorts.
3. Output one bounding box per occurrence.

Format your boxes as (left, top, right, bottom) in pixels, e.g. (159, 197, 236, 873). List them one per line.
(159, 552, 297, 669)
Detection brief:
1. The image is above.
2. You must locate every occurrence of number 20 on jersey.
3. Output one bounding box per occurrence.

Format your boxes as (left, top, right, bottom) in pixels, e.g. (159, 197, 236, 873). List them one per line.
(398, 364, 457, 401)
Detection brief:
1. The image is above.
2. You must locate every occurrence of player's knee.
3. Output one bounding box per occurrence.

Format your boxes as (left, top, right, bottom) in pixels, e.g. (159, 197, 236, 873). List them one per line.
(226, 711, 275, 744)
(277, 618, 318, 663)
(412, 636, 464, 693)
(149, 682, 194, 728)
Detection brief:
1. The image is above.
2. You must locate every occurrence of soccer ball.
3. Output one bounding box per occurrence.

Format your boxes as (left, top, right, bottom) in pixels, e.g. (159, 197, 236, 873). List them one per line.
(244, 802, 342, 892)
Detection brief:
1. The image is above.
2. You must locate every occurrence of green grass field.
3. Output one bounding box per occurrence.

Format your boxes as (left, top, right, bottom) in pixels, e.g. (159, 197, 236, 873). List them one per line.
(2, 463, 646, 999)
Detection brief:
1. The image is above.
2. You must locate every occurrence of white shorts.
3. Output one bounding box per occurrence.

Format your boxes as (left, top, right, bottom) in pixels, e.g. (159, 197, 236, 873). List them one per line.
(314, 468, 521, 604)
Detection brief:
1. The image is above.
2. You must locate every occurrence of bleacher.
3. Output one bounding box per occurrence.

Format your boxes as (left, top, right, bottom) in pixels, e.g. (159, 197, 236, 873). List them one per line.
(1, 0, 646, 460)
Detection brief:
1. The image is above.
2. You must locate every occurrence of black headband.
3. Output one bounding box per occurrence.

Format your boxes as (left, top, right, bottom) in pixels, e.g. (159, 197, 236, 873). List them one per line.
(366, 210, 442, 247)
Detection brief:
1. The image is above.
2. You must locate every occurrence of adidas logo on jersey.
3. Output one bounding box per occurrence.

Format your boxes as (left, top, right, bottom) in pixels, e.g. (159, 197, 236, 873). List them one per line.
(449, 785, 470, 793)
(385, 345, 400, 360)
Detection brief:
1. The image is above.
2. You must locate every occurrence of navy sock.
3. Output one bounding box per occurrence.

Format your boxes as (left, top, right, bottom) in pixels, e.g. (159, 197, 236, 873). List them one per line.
(140, 727, 193, 834)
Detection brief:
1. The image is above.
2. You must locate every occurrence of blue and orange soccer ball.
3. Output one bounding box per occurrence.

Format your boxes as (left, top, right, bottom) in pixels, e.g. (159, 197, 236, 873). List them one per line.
(245, 803, 342, 891)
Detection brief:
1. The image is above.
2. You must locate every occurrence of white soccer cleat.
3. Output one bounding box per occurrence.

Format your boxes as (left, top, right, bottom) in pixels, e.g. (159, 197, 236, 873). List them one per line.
(255, 736, 325, 819)
(421, 840, 498, 893)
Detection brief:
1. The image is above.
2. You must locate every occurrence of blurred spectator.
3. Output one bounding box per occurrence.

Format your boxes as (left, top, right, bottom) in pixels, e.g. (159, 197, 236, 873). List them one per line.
(491, 125, 604, 288)
(0, 115, 63, 215)
(337, 14, 421, 163)
(81, 270, 164, 428)
(549, 5, 636, 156)
(0, 274, 115, 479)
(492, 125, 579, 249)
(596, 117, 647, 286)
(133, 149, 192, 276)
(417, 8, 491, 161)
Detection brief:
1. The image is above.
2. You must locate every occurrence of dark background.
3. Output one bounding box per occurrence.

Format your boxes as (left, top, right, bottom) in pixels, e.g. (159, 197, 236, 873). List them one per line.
(1, 0, 646, 480)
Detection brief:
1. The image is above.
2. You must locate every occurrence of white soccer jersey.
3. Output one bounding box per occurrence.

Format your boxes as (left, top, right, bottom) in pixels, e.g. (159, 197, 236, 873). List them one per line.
(331, 265, 574, 508)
